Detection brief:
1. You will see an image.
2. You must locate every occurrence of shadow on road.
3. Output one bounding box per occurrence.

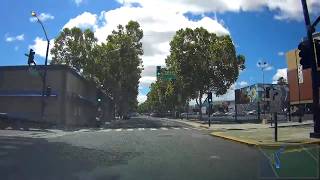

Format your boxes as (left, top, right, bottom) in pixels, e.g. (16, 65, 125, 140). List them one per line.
(0, 136, 142, 180)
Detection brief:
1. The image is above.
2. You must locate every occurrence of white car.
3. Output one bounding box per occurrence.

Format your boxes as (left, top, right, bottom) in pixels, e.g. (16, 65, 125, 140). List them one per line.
(246, 110, 256, 115)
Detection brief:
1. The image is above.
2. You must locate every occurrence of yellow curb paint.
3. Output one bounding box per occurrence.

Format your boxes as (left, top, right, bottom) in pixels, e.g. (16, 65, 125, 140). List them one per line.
(210, 132, 320, 147)
(210, 132, 258, 146)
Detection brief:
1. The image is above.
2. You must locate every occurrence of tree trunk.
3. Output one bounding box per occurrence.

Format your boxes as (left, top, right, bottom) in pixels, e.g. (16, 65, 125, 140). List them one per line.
(199, 92, 203, 121)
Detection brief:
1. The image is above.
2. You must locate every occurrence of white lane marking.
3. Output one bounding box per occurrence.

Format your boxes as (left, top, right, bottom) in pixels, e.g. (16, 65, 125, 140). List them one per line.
(173, 128, 180, 130)
(127, 129, 134, 131)
(150, 128, 157, 131)
(258, 148, 279, 178)
(101, 129, 111, 132)
(209, 155, 220, 159)
(115, 129, 122, 132)
(138, 128, 145, 131)
(77, 129, 91, 132)
(160, 127, 168, 130)
(302, 146, 318, 162)
(183, 127, 190, 130)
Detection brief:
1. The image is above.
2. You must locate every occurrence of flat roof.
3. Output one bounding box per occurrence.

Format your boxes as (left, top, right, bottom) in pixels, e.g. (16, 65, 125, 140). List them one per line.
(0, 65, 92, 86)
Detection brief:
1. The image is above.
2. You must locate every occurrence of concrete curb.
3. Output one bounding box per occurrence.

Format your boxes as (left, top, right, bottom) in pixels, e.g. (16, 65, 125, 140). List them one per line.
(210, 132, 320, 147)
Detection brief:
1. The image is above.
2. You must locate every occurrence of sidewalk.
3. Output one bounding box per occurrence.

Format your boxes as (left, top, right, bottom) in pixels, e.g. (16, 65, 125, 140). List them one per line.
(170, 118, 320, 146)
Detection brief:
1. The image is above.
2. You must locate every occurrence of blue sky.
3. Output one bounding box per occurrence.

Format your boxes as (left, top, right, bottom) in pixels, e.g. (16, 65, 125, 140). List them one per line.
(1, 0, 320, 102)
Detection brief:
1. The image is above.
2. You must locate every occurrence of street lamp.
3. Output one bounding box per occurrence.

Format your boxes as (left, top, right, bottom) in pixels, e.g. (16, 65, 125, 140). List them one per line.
(31, 11, 50, 120)
(258, 61, 268, 118)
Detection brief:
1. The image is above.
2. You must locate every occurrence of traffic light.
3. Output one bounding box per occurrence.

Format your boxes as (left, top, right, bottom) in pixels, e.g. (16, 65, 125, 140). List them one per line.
(315, 39, 320, 68)
(265, 87, 270, 99)
(156, 66, 161, 78)
(298, 40, 312, 69)
(46, 86, 51, 96)
(96, 91, 102, 103)
(25, 49, 36, 66)
(208, 92, 212, 103)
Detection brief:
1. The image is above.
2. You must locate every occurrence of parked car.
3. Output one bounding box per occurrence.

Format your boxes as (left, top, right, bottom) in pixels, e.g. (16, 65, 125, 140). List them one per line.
(150, 112, 163, 117)
(225, 112, 235, 116)
(212, 111, 222, 115)
(246, 110, 256, 115)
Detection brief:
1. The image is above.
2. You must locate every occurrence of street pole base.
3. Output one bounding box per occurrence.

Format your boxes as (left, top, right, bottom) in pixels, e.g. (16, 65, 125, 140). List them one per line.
(310, 132, 320, 138)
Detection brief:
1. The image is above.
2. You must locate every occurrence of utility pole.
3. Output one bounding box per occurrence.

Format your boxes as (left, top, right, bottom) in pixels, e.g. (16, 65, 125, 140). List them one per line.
(300, 0, 320, 138)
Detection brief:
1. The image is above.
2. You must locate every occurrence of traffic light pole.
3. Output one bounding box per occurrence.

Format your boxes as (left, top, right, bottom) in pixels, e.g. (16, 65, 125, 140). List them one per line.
(301, 0, 320, 138)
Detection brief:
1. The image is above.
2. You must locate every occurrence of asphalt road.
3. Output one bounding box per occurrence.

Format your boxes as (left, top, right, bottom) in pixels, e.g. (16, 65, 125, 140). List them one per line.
(1, 116, 316, 180)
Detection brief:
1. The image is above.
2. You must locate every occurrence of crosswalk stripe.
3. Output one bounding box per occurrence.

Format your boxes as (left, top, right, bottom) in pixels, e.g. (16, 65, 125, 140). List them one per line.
(93, 126, 204, 132)
(101, 129, 111, 132)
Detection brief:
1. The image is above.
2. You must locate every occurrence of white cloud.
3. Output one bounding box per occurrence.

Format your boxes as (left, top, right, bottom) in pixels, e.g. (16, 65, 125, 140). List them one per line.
(212, 84, 236, 101)
(264, 66, 274, 71)
(137, 94, 147, 103)
(116, 0, 320, 21)
(5, 34, 24, 42)
(30, 13, 54, 23)
(74, 0, 83, 6)
(28, 37, 54, 60)
(278, 51, 285, 56)
(238, 81, 248, 87)
(272, 68, 287, 84)
(63, 12, 98, 30)
(139, 76, 157, 87)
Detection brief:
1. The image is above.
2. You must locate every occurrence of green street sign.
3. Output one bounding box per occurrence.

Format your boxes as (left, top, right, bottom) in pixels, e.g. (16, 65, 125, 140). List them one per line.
(163, 74, 175, 80)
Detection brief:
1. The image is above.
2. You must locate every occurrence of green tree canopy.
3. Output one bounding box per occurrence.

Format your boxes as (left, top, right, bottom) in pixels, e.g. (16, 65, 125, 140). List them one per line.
(50, 27, 98, 79)
(166, 27, 245, 119)
(97, 21, 143, 117)
(50, 21, 143, 119)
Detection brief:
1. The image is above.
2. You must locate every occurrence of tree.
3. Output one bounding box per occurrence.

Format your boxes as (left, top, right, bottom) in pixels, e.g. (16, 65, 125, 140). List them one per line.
(98, 21, 143, 118)
(277, 77, 287, 85)
(166, 27, 245, 120)
(50, 22, 143, 119)
(50, 27, 98, 79)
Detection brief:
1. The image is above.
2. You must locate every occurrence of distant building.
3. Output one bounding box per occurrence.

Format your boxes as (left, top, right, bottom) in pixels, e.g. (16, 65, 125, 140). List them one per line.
(0, 65, 113, 127)
(235, 83, 289, 115)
